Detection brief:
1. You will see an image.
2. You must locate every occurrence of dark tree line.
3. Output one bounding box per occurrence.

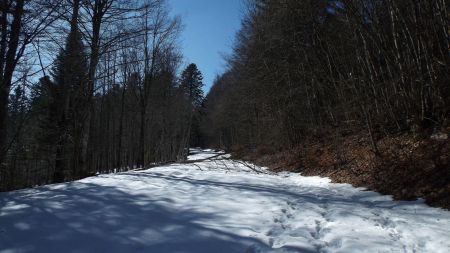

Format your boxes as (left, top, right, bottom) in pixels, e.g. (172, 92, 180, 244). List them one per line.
(0, 0, 204, 190)
(203, 0, 449, 152)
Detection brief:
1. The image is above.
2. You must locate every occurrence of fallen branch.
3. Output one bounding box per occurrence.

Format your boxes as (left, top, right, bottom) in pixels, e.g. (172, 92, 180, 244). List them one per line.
(134, 153, 274, 175)
(226, 159, 274, 175)
(133, 153, 225, 171)
(179, 153, 224, 164)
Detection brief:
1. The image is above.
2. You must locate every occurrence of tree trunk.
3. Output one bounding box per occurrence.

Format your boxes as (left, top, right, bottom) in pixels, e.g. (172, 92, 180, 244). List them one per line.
(0, 0, 25, 164)
(80, 0, 104, 177)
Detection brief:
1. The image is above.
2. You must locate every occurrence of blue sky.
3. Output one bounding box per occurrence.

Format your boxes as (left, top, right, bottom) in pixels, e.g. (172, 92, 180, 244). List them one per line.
(168, 0, 243, 92)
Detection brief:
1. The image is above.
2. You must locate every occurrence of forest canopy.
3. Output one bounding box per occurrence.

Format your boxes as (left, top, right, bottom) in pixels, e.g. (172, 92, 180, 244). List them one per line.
(203, 0, 449, 151)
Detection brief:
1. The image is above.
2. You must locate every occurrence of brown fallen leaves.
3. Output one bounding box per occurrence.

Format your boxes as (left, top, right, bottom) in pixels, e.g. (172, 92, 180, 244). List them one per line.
(233, 131, 450, 209)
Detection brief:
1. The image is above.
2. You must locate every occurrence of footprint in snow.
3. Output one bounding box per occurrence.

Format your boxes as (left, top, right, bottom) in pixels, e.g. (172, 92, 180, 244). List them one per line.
(289, 229, 311, 238)
(310, 220, 322, 240)
(287, 201, 297, 210)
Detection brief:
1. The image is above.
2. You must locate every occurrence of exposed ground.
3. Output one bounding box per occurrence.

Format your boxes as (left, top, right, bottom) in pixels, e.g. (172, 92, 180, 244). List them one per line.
(237, 131, 450, 209)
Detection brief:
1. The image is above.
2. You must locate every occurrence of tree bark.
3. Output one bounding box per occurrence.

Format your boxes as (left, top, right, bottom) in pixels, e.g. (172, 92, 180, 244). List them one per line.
(0, 0, 25, 164)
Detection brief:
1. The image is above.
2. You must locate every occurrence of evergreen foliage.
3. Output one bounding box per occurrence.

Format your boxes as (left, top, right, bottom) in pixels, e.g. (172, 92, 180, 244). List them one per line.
(179, 63, 204, 108)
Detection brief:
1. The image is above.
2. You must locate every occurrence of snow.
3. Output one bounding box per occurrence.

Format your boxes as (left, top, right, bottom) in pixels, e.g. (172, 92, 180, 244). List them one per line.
(1, 149, 450, 253)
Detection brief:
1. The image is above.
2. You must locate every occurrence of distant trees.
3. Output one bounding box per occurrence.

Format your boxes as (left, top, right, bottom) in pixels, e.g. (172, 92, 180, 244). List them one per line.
(179, 63, 204, 108)
(203, 0, 450, 151)
(178, 63, 205, 148)
(0, 0, 206, 191)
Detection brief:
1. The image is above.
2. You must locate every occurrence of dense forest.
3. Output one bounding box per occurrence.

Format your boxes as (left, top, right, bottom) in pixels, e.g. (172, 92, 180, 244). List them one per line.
(202, 0, 450, 206)
(0, 0, 205, 190)
(0, 0, 449, 204)
(204, 0, 449, 150)
(1, 1, 450, 251)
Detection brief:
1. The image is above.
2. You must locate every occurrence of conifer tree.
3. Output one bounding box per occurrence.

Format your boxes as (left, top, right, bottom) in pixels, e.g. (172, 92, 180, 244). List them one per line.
(8, 85, 28, 159)
(53, 24, 88, 181)
(178, 63, 205, 148)
(31, 76, 59, 157)
(33, 0, 88, 182)
(179, 63, 204, 108)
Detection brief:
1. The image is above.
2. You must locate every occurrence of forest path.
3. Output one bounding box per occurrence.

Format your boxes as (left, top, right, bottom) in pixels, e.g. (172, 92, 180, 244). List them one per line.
(1, 149, 450, 253)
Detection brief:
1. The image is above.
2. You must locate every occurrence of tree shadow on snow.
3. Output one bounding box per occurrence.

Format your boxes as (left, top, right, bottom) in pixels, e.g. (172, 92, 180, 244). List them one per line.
(131, 171, 436, 212)
(0, 170, 444, 253)
(0, 180, 316, 253)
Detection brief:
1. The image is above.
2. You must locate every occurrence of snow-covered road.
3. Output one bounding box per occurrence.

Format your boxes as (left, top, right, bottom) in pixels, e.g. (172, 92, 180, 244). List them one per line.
(1, 150, 450, 253)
